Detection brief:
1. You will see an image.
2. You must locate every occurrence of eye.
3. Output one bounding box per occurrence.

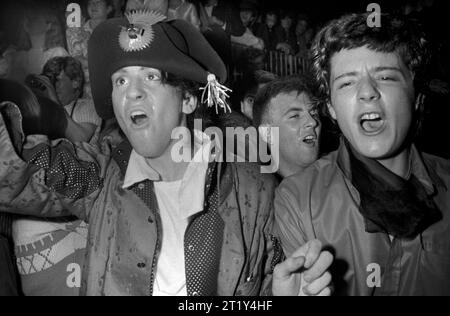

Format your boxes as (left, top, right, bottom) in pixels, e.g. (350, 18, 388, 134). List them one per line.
(379, 76, 396, 81)
(339, 81, 353, 89)
(114, 77, 127, 86)
(146, 73, 161, 81)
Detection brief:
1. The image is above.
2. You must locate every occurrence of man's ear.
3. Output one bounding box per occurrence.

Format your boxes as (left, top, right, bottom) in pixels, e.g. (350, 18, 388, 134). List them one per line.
(259, 123, 273, 145)
(182, 91, 198, 115)
(327, 101, 337, 120)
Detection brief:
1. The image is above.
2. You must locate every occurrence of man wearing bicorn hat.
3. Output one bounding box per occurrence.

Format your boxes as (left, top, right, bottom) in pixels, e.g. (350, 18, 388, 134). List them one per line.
(0, 10, 332, 296)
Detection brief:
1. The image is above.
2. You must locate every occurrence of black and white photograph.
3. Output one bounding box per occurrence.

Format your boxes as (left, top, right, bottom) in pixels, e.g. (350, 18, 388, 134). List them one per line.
(0, 0, 449, 299)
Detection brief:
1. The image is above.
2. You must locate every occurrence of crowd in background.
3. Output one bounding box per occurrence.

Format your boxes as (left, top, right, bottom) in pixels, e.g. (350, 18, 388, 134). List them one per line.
(0, 0, 449, 296)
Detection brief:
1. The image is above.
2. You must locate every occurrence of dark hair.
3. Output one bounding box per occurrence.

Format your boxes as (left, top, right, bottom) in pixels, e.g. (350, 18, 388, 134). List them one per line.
(252, 75, 319, 127)
(0, 79, 66, 139)
(236, 70, 277, 105)
(42, 57, 85, 96)
(160, 71, 217, 132)
(311, 13, 429, 101)
(265, 10, 278, 18)
(86, 0, 115, 18)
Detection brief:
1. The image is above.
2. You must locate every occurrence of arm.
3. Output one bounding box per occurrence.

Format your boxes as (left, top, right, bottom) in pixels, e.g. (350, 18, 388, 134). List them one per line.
(0, 103, 105, 221)
(271, 183, 334, 296)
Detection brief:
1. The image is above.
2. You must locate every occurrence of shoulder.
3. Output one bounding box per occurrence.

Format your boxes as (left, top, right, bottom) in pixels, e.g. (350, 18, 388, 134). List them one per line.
(422, 152, 450, 188)
(278, 150, 340, 198)
(72, 98, 102, 126)
(225, 162, 278, 220)
(231, 162, 278, 192)
(422, 152, 450, 171)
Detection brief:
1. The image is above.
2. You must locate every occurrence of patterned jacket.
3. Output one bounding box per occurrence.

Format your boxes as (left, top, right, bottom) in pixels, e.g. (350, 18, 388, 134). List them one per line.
(0, 103, 279, 296)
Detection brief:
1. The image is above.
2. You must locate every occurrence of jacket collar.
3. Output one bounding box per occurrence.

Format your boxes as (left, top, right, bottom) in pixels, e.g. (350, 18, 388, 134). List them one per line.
(336, 137, 441, 197)
(111, 138, 242, 248)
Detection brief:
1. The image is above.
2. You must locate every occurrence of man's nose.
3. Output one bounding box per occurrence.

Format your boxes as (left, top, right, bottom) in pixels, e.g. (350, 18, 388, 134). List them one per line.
(126, 79, 146, 101)
(304, 111, 319, 129)
(358, 77, 381, 102)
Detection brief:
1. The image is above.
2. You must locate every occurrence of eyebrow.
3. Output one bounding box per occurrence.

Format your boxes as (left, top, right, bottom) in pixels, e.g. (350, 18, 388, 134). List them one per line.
(113, 67, 159, 76)
(333, 66, 404, 82)
(282, 105, 316, 116)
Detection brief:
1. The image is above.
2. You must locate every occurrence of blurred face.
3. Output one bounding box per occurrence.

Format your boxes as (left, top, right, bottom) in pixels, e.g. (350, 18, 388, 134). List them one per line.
(111, 66, 185, 158)
(88, 0, 112, 20)
(240, 10, 254, 27)
(295, 20, 307, 35)
(56, 71, 79, 105)
(328, 46, 416, 160)
(265, 91, 321, 175)
(26, 15, 49, 36)
(281, 16, 292, 29)
(266, 14, 277, 28)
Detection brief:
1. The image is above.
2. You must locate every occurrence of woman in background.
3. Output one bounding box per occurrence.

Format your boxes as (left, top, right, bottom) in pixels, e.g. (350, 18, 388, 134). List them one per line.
(66, 0, 114, 100)
(4, 4, 68, 84)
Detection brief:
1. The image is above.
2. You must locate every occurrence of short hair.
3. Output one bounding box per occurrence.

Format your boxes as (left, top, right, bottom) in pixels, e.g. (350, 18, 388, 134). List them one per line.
(311, 13, 429, 101)
(42, 57, 85, 96)
(236, 70, 277, 104)
(252, 75, 319, 127)
(160, 71, 217, 132)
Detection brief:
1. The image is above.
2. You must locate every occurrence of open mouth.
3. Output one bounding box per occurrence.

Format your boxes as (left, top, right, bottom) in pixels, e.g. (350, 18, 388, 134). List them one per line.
(302, 134, 317, 145)
(130, 110, 149, 126)
(359, 112, 385, 135)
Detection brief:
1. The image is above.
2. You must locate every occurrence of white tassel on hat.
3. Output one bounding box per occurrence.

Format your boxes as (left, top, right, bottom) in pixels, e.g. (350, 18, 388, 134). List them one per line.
(200, 74, 232, 114)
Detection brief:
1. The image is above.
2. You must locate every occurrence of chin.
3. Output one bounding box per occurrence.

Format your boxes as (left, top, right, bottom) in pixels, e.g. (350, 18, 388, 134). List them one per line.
(353, 140, 395, 160)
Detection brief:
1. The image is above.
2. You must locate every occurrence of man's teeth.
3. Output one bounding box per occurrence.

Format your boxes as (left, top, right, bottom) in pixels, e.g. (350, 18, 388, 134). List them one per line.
(131, 110, 146, 119)
(303, 135, 316, 143)
(361, 113, 381, 121)
(130, 110, 148, 124)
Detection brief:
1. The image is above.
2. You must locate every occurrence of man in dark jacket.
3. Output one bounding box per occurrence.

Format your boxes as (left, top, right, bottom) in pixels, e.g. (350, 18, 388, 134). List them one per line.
(274, 13, 450, 296)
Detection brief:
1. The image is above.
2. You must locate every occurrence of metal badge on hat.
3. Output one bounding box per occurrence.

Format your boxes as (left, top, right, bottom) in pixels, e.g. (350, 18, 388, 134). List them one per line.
(119, 10, 166, 52)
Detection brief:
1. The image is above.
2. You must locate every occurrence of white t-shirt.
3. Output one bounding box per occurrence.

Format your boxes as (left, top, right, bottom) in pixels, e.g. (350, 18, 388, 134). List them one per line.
(123, 131, 213, 296)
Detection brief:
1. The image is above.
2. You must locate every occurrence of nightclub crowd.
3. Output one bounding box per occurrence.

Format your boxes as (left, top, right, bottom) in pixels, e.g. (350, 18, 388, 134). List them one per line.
(0, 0, 449, 297)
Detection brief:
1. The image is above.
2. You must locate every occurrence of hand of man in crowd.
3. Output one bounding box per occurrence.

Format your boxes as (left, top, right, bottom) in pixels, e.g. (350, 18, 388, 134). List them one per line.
(25, 74, 60, 105)
(272, 239, 333, 296)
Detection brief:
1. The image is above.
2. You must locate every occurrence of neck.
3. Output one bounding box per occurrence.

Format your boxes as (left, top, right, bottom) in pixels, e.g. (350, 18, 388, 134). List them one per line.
(278, 160, 305, 179)
(377, 147, 411, 179)
(29, 33, 46, 49)
(145, 141, 191, 182)
(89, 18, 105, 30)
(145, 117, 193, 182)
